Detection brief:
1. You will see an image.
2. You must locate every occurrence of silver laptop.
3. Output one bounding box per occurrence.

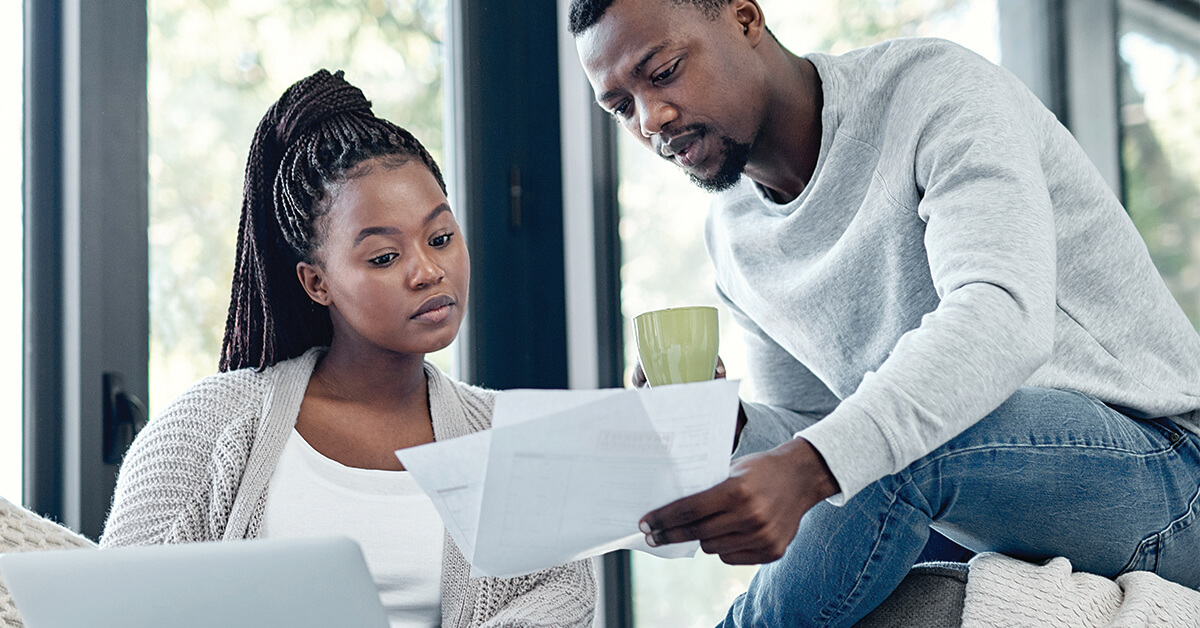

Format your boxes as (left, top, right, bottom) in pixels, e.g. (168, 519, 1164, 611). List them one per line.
(0, 535, 390, 628)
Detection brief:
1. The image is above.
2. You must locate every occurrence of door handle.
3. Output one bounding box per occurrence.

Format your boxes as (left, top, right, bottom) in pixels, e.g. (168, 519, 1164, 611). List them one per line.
(103, 372, 147, 464)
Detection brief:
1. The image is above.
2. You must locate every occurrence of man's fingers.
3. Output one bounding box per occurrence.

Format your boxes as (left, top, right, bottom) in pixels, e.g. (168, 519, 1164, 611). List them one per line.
(632, 362, 647, 388)
(697, 530, 762, 556)
(716, 549, 779, 566)
(698, 520, 796, 561)
(640, 483, 734, 540)
(645, 510, 750, 547)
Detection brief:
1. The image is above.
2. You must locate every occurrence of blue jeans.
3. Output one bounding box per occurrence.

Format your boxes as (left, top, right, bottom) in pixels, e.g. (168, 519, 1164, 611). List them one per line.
(720, 387, 1200, 627)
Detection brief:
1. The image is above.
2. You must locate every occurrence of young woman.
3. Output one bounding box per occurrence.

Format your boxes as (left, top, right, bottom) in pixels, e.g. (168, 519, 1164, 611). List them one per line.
(101, 70, 596, 628)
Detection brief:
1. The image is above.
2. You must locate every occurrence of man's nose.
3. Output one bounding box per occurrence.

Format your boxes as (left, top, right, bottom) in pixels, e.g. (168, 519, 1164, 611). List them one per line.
(639, 100, 678, 139)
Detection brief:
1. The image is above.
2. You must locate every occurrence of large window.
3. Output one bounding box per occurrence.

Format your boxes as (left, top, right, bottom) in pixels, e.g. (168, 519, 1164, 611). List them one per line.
(2, 2, 22, 506)
(148, 0, 449, 414)
(1119, 0, 1200, 326)
(617, 1, 999, 624)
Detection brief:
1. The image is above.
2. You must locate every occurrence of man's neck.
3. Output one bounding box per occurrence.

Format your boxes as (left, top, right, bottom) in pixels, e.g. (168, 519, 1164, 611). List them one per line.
(743, 53, 823, 204)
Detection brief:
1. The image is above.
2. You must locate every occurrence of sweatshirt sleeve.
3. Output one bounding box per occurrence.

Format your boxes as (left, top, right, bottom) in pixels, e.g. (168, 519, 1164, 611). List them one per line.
(721, 286, 833, 459)
(799, 47, 1058, 502)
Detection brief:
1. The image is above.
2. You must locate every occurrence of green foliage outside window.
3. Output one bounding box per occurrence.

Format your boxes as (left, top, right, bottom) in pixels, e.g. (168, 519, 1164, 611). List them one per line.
(1119, 29, 1200, 326)
(149, 0, 446, 414)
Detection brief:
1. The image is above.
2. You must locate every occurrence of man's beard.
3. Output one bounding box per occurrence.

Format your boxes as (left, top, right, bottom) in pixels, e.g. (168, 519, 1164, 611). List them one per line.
(685, 134, 751, 193)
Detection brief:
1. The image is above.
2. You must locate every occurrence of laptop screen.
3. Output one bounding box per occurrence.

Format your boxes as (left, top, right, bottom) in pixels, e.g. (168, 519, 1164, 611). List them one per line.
(0, 536, 389, 628)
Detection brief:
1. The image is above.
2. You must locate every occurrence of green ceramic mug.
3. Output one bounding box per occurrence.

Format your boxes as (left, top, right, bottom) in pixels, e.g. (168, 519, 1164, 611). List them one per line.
(634, 306, 719, 387)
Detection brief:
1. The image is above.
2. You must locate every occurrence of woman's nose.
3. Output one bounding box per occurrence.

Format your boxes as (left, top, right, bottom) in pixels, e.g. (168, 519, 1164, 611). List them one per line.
(409, 251, 445, 289)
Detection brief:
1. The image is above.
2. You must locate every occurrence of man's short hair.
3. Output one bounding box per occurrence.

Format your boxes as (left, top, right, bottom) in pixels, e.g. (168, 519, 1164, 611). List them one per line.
(568, 0, 733, 36)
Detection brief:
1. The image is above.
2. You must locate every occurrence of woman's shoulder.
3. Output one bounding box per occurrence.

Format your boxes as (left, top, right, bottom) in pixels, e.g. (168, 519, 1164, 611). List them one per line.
(424, 362, 496, 434)
(152, 366, 272, 433)
(448, 376, 498, 407)
(102, 365, 278, 547)
(154, 349, 319, 432)
(115, 366, 271, 483)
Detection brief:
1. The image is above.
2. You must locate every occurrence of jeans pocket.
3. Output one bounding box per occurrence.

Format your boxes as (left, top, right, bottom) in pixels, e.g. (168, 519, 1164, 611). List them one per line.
(1129, 415, 1189, 451)
(1118, 531, 1159, 575)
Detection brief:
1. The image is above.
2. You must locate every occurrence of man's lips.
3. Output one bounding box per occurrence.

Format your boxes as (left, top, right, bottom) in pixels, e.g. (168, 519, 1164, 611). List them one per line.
(658, 132, 704, 168)
(412, 294, 455, 319)
(658, 132, 700, 158)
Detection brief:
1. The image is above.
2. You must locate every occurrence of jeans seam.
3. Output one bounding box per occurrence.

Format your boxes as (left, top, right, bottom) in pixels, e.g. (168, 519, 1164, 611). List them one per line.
(1116, 474, 1200, 577)
(907, 440, 1183, 477)
(1161, 480, 1200, 540)
(819, 479, 919, 624)
(1119, 532, 1158, 575)
(1069, 390, 1187, 448)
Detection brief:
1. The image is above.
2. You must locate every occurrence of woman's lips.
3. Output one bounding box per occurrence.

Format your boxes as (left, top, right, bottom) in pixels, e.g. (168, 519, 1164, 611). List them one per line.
(412, 295, 455, 322)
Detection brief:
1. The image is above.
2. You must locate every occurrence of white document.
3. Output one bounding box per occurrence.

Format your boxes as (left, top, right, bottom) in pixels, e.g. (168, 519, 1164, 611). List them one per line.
(396, 378, 741, 578)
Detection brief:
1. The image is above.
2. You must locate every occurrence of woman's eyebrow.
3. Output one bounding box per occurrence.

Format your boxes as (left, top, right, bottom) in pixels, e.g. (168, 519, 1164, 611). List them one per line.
(425, 202, 451, 224)
(352, 203, 451, 247)
(354, 226, 401, 247)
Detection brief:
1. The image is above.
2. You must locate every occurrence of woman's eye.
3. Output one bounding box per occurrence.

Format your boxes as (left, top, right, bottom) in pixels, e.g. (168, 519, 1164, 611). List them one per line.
(430, 232, 454, 248)
(369, 252, 398, 266)
(652, 60, 680, 83)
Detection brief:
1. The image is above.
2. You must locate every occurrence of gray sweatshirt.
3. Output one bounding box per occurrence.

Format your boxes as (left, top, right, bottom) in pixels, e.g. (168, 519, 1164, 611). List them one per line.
(712, 38, 1200, 502)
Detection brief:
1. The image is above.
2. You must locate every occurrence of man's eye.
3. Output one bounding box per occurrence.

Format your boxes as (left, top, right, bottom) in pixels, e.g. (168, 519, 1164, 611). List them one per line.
(611, 101, 631, 119)
(369, 252, 398, 266)
(430, 233, 454, 247)
(652, 60, 680, 83)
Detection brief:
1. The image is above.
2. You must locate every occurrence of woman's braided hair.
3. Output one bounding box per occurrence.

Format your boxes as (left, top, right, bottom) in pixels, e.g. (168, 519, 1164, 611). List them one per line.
(219, 69, 445, 372)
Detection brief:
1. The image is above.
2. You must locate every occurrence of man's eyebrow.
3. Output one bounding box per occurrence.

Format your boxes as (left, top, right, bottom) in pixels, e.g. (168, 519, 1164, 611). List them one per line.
(596, 42, 671, 104)
(632, 43, 670, 77)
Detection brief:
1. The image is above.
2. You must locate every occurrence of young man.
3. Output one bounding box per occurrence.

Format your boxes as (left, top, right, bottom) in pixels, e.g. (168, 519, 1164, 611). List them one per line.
(571, 0, 1200, 625)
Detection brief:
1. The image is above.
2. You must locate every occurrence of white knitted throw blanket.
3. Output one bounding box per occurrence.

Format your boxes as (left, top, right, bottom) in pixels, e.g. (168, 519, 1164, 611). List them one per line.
(962, 552, 1200, 627)
(0, 497, 96, 627)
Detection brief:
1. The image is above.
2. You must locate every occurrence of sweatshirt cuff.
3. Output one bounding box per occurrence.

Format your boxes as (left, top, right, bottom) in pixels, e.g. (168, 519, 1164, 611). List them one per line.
(733, 400, 823, 460)
(797, 400, 900, 505)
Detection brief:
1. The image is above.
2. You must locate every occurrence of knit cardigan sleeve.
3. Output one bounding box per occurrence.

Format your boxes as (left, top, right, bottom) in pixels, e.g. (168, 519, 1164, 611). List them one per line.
(470, 559, 598, 628)
(100, 369, 267, 548)
(437, 377, 598, 628)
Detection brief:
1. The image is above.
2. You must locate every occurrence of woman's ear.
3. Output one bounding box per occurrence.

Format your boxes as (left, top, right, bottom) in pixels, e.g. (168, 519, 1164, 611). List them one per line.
(297, 261, 331, 306)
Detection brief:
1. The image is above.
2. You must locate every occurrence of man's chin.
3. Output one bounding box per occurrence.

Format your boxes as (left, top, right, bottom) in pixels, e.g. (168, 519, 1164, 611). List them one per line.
(685, 136, 751, 193)
(688, 169, 743, 193)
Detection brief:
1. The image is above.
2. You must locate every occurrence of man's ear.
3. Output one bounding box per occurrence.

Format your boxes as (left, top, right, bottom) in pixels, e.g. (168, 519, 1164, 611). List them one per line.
(297, 261, 331, 306)
(733, 0, 765, 46)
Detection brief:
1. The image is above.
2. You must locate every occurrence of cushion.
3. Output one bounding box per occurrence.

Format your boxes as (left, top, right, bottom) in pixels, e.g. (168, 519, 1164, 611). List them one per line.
(855, 561, 969, 628)
(0, 497, 96, 628)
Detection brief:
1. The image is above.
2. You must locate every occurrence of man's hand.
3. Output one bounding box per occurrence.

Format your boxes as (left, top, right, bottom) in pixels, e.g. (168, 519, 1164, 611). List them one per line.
(638, 437, 839, 565)
(634, 357, 744, 451)
(632, 357, 727, 388)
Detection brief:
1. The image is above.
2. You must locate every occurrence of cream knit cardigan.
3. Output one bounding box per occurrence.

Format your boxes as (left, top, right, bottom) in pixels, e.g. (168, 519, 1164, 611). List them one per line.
(100, 348, 596, 628)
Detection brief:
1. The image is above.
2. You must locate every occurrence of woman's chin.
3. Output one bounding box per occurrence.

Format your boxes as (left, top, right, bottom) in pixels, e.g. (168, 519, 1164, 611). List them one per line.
(410, 325, 461, 357)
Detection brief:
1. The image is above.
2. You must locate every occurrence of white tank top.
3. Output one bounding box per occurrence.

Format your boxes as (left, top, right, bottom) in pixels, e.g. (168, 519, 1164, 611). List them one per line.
(261, 428, 443, 628)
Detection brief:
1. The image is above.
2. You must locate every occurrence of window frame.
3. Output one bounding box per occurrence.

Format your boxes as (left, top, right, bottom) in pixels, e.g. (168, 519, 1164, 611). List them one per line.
(24, 0, 149, 540)
(25, 1, 1193, 626)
